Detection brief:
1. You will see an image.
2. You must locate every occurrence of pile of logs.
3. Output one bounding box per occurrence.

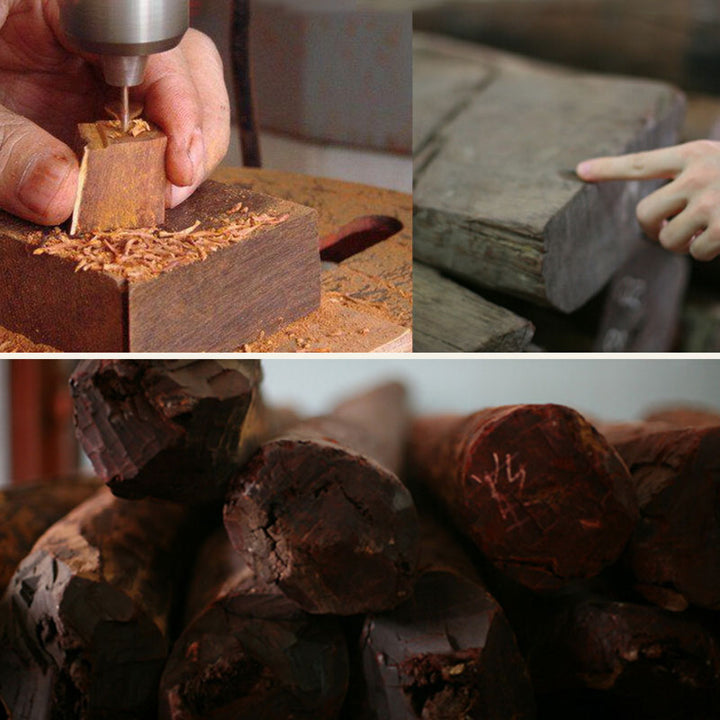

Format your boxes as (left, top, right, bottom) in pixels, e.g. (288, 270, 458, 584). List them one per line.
(1, 360, 719, 718)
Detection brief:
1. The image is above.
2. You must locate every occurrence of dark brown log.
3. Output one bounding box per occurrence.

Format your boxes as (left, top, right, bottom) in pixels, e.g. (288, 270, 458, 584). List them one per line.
(360, 515, 536, 719)
(71, 359, 265, 503)
(600, 421, 720, 611)
(0, 487, 192, 720)
(224, 382, 419, 615)
(159, 529, 348, 720)
(71, 121, 167, 235)
(644, 406, 720, 428)
(0, 478, 100, 592)
(526, 596, 720, 717)
(409, 405, 638, 591)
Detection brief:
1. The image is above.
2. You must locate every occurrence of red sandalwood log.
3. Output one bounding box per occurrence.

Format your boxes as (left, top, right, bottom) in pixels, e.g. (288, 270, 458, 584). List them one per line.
(0, 478, 99, 592)
(600, 421, 720, 611)
(71, 359, 265, 502)
(223, 382, 419, 615)
(359, 516, 536, 719)
(526, 596, 720, 717)
(0, 488, 192, 719)
(159, 529, 348, 720)
(644, 406, 720, 428)
(409, 404, 638, 590)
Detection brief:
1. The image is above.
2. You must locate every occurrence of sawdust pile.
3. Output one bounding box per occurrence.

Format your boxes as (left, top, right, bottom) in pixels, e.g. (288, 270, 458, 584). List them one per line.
(29, 203, 289, 282)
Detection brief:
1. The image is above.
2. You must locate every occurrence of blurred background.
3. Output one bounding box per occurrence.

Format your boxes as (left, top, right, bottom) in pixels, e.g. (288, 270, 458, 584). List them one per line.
(192, 0, 411, 192)
(0, 358, 718, 487)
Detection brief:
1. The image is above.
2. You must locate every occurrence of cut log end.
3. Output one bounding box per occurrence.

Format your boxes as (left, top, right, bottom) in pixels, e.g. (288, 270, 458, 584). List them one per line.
(224, 437, 418, 615)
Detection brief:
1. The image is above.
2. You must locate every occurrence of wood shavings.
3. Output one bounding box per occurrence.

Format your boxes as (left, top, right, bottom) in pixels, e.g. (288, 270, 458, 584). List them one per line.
(104, 119, 153, 140)
(31, 209, 287, 281)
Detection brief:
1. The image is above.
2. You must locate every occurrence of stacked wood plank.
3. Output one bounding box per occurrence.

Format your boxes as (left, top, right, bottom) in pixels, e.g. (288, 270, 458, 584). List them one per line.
(3, 364, 719, 718)
(413, 32, 688, 351)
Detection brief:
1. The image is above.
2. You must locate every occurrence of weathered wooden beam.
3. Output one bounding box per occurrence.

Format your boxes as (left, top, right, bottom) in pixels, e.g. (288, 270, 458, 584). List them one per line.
(224, 383, 419, 615)
(600, 421, 720, 611)
(0, 478, 99, 592)
(71, 359, 265, 503)
(413, 33, 685, 312)
(360, 515, 536, 719)
(0, 180, 319, 351)
(0, 488, 192, 720)
(409, 405, 638, 590)
(158, 529, 349, 720)
(413, 261, 534, 351)
(71, 120, 167, 235)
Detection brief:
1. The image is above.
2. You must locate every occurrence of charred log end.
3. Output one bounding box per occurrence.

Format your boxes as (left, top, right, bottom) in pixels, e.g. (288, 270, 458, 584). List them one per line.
(462, 404, 638, 588)
(224, 440, 419, 615)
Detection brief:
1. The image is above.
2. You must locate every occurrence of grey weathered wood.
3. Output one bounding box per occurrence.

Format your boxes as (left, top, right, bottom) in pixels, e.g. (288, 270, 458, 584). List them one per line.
(593, 240, 690, 352)
(413, 33, 686, 312)
(413, 262, 534, 351)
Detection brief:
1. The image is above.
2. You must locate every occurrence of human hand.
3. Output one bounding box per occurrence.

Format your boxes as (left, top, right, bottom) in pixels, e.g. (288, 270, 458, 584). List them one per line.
(0, 1, 230, 226)
(576, 140, 720, 261)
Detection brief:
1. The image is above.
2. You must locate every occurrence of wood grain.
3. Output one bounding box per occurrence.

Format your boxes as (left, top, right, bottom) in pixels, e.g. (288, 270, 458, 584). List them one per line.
(159, 529, 349, 720)
(71, 122, 167, 234)
(224, 383, 419, 615)
(0, 180, 319, 351)
(413, 33, 686, 312)
(409, 405, 638, 590)
(413, 261, 534, 351)
(0, 488, 192, 720)
(71, 359, 264, 503)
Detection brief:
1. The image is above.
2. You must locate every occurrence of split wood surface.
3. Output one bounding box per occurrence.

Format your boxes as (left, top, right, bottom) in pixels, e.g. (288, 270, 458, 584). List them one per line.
(409, 404, 639, 590)
(360, 515, 536, 719)
(600, 420, 720, 611)
(71, 359, 265, 503)
(0, 488, 191, 720)
(224, 382, 419, 615)
(71, 121, 166, 235)
(159, 529, 349, 720)
(413, 33, 685, 313)
(0, 479, 99, 592)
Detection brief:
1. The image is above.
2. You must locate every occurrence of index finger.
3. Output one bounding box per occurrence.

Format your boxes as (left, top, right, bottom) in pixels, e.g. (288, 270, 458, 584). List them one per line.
(576, 146, 686, 182)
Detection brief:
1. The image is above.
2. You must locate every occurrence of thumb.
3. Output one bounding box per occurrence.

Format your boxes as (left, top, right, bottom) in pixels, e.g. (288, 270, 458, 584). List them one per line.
(0, 105, 78, 226)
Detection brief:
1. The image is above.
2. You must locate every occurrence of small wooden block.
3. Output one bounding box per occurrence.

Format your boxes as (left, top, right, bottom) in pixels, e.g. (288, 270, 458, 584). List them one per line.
(72, 121, 167, 234)
(0, 180, 320, 351)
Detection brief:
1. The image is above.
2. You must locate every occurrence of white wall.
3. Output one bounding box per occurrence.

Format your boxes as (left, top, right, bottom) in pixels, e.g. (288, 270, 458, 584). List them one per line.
(262, 358, 720, 420)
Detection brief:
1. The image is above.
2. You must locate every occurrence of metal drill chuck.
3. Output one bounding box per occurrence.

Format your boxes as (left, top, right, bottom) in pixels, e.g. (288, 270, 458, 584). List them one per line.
(59, 0, 189, 86)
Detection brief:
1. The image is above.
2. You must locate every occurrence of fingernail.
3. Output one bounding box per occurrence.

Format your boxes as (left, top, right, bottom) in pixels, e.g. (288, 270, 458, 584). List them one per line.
(187, 128, 205, 185)
(576, 161, 593, 179)
(17, 153, 73, 217)
(167, 183, 195, 209)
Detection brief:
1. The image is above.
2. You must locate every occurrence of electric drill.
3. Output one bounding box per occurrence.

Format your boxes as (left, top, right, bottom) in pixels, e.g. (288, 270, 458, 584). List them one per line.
(58, 0, 189, 131)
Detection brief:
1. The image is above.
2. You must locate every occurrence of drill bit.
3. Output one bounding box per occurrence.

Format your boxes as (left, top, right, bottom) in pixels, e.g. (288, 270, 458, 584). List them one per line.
(121, 85, 130, 133)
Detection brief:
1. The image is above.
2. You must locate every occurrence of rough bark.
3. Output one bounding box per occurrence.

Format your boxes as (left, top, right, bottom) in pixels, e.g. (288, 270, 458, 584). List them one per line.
(601, 421, 720, 610)
(0, 478, 99, 592)
(71, 359, 265, 503)
(409, 404, 638, 590)
(224, 382, 419, 614)
(159, 529, 348, 720)
(0, 488, 192, 719)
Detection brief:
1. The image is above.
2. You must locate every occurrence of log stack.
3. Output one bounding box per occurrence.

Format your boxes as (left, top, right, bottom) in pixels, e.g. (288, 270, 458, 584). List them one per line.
(1, 363, 719, 718)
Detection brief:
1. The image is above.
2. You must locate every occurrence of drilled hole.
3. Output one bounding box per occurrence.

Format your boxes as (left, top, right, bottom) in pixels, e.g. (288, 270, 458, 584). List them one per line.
(320, 215, 403, 263)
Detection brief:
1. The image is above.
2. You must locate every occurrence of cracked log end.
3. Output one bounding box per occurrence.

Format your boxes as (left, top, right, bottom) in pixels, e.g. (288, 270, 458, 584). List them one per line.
(361, 570, 535, 719)
(224, 432, 419, 615)
(410, 404, 639, 591)
(70, 359, 262, 502)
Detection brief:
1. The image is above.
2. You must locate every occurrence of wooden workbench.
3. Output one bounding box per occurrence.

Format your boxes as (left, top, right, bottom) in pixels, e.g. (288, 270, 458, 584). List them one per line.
(0, 167, 412, 353)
